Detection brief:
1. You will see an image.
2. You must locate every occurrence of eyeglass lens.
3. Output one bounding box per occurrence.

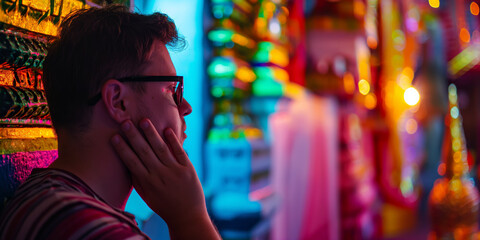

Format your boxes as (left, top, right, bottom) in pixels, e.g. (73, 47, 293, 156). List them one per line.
(174, 81, 183, 106)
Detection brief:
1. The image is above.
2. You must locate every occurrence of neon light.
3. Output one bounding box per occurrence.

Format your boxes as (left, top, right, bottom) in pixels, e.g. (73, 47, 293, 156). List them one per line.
(448, 44, 480, 77)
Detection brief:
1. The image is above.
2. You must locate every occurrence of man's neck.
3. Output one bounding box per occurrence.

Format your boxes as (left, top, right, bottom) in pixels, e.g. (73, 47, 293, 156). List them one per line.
(49, 131, 132, 209)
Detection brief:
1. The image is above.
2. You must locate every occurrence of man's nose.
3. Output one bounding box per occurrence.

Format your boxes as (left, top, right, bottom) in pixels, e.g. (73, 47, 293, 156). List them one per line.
(180, 98, 192, 116)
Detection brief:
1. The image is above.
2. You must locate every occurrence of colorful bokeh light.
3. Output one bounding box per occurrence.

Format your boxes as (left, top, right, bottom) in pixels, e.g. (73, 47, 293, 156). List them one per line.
(358, 79, 370, 95)
(460, 28, 471, 43)
(471, 2, 479, 15)
(429, 0, 440, 8)
(404, 87, 420, 106)
(405, 118, 418, 134)
(364, 93, 377, 110)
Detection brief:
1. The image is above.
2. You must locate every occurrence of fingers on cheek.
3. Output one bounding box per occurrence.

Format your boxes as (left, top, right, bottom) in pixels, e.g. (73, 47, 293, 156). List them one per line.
(163, 128, 189, 166)
(141, 119, 159, 136)
(164, 128, 177, 145)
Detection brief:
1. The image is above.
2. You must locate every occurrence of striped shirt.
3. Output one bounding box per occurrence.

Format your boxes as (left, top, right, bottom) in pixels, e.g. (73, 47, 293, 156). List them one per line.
(0, 168, 150, 240)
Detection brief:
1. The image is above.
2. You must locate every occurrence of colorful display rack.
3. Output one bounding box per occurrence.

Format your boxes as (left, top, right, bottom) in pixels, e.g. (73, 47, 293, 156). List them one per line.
(0, 0, 91, 210)
(204, 0, 290, 238)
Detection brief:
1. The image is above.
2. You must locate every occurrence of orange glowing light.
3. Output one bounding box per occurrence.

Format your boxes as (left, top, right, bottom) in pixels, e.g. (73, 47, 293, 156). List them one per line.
(354, 0, 366, 17)
(237, 67, 256, 82)
(281, 6, 289, 16)
(471, 2, 480, 15)
(402, 67, 414, 81)
(454, 151, 462, 163)
(273, 68, 289, 83)
(270, 48, 289, 68)
(265, 2, 276, 13)
(460, 28, 471, 43)
(231, 34, 255, 48)
(364, 93, 377, 110)
(343, 73, 356, 94)
(367, 36, 378, 49)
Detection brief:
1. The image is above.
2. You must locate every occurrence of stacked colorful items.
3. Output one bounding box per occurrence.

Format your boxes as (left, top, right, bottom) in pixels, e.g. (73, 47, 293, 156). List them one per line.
(303, 0, 381, 238)
(204, 0, 289, 239)
(0, 0, 86, 210)
(250, 1, 289, 139)
(429, 84, 479, 239)
(206, 0, 259, 141)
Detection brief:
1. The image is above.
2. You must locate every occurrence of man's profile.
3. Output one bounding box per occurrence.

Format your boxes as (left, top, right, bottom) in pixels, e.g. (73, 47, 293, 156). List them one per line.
(0, 4, 219, 240)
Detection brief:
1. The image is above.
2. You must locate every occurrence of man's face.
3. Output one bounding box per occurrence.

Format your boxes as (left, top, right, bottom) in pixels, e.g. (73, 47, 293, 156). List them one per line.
(133, 40, 192, 143)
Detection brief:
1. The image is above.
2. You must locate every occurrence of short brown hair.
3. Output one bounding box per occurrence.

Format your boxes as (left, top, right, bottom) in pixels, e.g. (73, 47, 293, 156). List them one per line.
(43, 4, 184, 132)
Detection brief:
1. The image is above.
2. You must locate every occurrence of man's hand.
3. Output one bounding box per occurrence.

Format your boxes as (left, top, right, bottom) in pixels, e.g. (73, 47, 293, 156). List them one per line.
(111, 119, 220, 240)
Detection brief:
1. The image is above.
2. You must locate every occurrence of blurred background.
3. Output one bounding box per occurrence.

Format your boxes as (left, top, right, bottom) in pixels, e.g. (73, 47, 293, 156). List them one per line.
(2, 0, 480, 239)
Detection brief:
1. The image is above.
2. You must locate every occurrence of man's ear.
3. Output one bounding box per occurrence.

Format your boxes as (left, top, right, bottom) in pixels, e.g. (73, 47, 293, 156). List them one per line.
(101, 79, 133, 123)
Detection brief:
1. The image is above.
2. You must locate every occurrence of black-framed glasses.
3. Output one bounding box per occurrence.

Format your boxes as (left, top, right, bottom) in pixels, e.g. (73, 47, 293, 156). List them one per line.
(87, 76, 183, 106)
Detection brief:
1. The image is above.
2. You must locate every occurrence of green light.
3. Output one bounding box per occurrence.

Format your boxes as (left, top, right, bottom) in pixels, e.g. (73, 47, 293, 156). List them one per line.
(208, 127, 231, 141)
(253, 42, 275, 63)
(211, 87, 224, 98)
(448, 45, 480, 75)
(252, 79, 284, 97)
(207, 57, 236, 78)
(253, 49, 269, 63)
(254, 67, 274, 79)
(208, 29, 234, 43)
(258, 41, 274, 50)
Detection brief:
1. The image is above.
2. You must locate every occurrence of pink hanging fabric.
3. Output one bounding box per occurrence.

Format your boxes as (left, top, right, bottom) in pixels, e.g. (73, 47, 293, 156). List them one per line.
(270, 94, 339, 240)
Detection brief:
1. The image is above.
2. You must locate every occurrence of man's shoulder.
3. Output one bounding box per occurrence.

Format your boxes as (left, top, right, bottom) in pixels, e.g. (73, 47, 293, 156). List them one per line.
(2, 168, 102, 213)
(0, 169, 148, 240)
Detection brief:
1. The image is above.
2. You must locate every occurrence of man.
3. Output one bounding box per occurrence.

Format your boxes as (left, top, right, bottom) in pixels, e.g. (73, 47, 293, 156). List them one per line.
(0, 4, 220, 240)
